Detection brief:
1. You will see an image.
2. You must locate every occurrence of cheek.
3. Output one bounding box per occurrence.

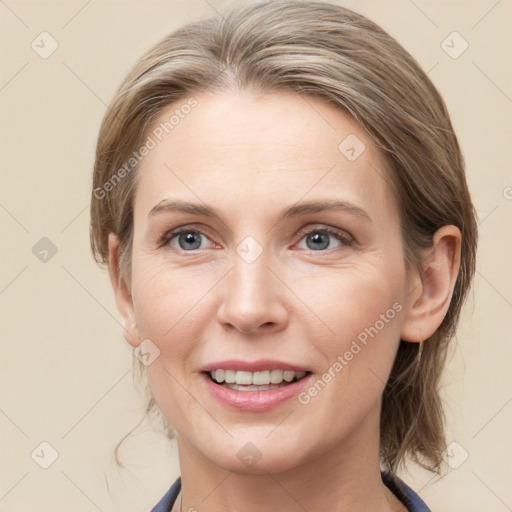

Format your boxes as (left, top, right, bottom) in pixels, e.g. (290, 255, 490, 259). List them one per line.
(131, 257, 207, 338)
(300, 262, 404, 338)
(132, 248, 406, 364)
(145, 364, 201, 440)
(133, 263, 204, 422)
(296, 262, 405, 400)
(291, 272, 404, 440)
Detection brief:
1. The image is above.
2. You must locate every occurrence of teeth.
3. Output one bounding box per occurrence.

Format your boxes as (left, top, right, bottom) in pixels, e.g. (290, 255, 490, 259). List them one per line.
(236, 371, 253, 385)
(209, 369, 306, 385)
(253, 371, 271, 385)
(283, 371, 295, 382)
(270, 369, 283, 384)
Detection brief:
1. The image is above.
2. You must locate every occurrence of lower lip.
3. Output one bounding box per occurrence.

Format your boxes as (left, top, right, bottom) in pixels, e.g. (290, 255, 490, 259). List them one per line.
(201, 372, 312, 411)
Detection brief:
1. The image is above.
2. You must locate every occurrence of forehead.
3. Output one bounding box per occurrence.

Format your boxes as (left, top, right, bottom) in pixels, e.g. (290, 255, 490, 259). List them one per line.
(133, 89, 398, 225)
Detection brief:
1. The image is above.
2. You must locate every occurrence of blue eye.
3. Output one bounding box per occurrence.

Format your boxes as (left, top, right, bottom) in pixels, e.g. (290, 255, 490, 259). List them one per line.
(167, 229, 209, 251)
(159, 225, 352, 253)
(296, 228, 350, 251)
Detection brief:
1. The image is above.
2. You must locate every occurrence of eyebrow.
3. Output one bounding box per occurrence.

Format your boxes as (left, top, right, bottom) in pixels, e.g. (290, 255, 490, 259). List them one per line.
(148, 198, 372, 223)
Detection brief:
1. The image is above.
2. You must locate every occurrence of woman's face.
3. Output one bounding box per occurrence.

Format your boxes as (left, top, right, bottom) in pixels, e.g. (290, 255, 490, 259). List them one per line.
(122, 89, 415, 473)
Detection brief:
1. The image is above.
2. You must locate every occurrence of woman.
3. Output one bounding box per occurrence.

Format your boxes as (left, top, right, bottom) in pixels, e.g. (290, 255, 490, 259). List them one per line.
(89, 1, 477, 510)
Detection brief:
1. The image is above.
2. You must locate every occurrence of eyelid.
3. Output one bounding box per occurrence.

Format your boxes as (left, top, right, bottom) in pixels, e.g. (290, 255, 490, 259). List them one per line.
(158, 222, 354, 252)
(294, 223, 353, 242)
(157, 223, 217, 250)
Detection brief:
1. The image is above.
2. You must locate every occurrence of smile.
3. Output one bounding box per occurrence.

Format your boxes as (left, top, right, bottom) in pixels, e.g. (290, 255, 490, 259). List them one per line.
(201, 369, 312, 410)
(209, 369, 308, 390)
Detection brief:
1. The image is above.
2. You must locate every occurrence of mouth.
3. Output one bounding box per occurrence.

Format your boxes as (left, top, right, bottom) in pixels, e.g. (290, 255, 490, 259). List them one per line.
(200, 359, 313, 410)
(203, 369, 311, 391)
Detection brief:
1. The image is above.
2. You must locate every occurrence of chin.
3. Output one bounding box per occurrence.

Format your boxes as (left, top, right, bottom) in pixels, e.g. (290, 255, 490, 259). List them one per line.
(201, 436, 311, 476)
(217, 453, 303, 475)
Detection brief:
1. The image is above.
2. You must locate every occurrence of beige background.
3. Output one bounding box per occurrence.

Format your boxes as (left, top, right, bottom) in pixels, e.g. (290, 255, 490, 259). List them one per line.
(1, 0, 511, 511)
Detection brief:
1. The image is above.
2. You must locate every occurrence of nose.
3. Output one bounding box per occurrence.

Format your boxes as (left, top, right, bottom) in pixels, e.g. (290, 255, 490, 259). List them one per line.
(216, 251, 289, 335)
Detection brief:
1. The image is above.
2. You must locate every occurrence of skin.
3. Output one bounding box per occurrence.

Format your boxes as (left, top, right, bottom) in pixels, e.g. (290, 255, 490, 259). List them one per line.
(108, 89, 461, 512)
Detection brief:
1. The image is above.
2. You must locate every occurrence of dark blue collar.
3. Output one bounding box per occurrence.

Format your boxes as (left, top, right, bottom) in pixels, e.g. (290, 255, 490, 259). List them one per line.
(151, 473, 431, 511)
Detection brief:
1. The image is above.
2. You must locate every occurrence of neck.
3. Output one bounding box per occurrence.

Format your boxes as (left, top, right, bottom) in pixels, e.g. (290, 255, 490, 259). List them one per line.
(175, 406, 405, 512)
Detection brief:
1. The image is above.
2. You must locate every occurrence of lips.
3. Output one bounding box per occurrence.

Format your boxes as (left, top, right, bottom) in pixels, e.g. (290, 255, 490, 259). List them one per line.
(199, 359, 313, 411)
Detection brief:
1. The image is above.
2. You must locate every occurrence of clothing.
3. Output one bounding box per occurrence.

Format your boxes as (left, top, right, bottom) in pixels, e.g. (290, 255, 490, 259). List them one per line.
(150, 473, 431, 512)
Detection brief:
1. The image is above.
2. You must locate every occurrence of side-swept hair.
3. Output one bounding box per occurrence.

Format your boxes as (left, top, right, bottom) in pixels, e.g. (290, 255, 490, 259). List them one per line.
(90, 0, 477, 473)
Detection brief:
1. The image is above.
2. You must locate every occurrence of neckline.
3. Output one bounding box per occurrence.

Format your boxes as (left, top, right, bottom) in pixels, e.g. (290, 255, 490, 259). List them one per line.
(152, 472, 430, 512)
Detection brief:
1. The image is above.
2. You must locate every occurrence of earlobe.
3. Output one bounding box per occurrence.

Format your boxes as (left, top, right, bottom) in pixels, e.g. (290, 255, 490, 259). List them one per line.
(108, 232, 140, 348)
(400, 225, 461, 343)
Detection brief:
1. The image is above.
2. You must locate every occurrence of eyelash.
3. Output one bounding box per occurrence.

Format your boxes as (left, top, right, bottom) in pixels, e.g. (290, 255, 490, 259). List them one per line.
(157, 224, 354, 254)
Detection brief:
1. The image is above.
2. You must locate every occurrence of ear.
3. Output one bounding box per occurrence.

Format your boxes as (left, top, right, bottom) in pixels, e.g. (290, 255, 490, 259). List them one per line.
(400, 225, 462, 343)
(108, 232, 140, 348)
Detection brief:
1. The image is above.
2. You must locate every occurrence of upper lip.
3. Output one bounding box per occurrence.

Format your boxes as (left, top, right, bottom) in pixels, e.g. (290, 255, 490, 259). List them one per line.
(200, 359, 310, 373)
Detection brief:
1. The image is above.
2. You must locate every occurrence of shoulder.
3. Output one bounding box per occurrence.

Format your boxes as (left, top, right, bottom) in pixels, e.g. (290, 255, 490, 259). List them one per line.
(382, 472, 431, 512)
(150, 477, 181, 512)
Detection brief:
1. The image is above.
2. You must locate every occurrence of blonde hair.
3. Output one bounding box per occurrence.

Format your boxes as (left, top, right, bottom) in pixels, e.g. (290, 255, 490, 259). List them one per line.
(90, 0, 478, 473)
